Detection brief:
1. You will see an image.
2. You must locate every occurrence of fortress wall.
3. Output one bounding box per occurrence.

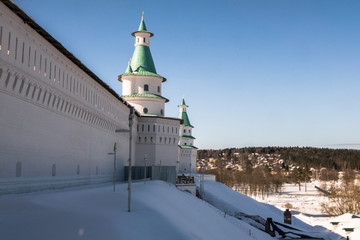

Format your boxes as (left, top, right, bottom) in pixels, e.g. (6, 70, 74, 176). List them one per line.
(0, 2, 137, 194)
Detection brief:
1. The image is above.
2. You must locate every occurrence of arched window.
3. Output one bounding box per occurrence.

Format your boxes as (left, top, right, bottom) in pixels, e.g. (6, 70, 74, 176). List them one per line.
(160, 109, 163, 116)
(157, 86, 160, 93)
(143, 108, 148, 114)
(144, 84, 149, 91)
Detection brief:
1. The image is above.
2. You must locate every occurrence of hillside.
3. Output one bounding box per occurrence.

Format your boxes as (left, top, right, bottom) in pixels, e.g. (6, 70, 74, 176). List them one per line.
(198, 147, 360, 171)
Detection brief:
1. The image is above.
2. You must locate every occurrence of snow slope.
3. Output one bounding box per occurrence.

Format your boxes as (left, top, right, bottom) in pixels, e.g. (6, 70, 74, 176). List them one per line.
(0, 181, 268, 240)
(199, 180, 343, 240)
(255, 182, 360, 239)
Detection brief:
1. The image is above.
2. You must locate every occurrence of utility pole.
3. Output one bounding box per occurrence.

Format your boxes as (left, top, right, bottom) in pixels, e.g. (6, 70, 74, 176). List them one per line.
(144, 154, 147, 184)
(108, 143, 117, 192)
(190, 162, 192, 177)
(200, 167, 205, 199)
(113, 143, 117, 192)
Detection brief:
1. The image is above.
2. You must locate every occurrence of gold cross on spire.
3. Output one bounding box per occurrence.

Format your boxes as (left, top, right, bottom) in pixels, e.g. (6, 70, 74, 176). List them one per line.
(142, 11, 144, 21)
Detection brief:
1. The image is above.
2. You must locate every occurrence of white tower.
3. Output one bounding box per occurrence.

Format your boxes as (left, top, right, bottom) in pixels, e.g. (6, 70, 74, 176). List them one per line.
(118, 14, 181, 168)
(118, 14, 168, 116)
(178, 97, 198, 173)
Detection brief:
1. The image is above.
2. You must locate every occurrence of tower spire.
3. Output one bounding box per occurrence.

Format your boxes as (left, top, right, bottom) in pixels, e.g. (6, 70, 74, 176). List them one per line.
(178, 97, 192, 127)
(118, 15, 168, 117)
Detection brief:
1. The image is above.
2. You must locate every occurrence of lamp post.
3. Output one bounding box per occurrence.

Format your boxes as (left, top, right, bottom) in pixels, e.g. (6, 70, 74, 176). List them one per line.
(190, 162, 192, 177)
(115, 106, 134, 212)
(176, 160, 180, 175)
(108, 143, 117, 192)
(144, 154, 147, 184)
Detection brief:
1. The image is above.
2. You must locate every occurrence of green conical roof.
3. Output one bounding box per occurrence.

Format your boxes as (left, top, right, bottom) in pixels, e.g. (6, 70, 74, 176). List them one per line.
(178, 98, 193, 128)
(138, 17, 147, 32)
(131, 45, 156, 73)
(119, 15, 166, 82)
(131, 15, 154, 37)
(124, 61, 133, 74)
(178, 111, 194, 128)
(178, 97, 189, 107)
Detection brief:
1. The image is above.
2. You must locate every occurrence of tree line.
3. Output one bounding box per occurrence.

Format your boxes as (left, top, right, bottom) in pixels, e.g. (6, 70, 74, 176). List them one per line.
(198, 147, 360, 171)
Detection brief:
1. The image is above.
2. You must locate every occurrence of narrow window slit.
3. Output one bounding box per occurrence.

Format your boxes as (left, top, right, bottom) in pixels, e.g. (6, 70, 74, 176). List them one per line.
(7, 32, 11, 55)
(12, 76, 18, 90)
(15, 37, 18, 60)
(0, 26, 3, 50)
(21, 42, 24, 63)
(19, 79, 24, 94)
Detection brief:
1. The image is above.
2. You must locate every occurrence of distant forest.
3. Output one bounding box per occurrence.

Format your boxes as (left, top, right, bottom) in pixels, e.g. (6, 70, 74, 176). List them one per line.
(197, 147, 360, 170)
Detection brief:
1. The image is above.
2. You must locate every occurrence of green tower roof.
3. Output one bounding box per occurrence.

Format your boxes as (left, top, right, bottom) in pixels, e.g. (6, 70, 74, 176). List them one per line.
(122, 93, 169, 102)
(138, 17, 147, 31)
(178, 97, 193, 128)
(131, 15, 154, 37)
(131, 45, 156, 74)
(178, 97, 189, 107)
(119, 15, 166, 82)
(179, 145, 198, 149)
(124, 60, 133, 74)
(178, 112, 194, 128)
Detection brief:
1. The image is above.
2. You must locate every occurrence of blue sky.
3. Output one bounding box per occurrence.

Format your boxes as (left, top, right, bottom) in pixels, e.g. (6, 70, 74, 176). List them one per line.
(14, 0, 360, 149)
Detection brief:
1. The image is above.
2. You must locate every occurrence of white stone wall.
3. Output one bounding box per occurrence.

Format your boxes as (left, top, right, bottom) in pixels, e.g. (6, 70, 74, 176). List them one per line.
(125, 98, 165, 116)
(179, 148, 197, 173)
(122, 75, 163, 96)
(122, 75, 165, 115)
(179, 126, 194, 146)
(135, 117, 180, 167)
(134, 32, 151, 47)
(0, 2, 138, 193)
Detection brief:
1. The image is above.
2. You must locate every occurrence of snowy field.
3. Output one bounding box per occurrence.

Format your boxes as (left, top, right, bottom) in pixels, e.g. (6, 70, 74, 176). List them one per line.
(252, 182, 360, 240)
(0, 180, 358, 240)
(254, 182, 327, 215)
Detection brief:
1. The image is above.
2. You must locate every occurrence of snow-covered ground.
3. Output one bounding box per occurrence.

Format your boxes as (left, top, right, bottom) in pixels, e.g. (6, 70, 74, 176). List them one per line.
(1, 180, 358, 240)
(254, 182, 327, 215)
(201, 180, 341, 239)
(252, 182, 360, 240)
(0, 181, 268, 240)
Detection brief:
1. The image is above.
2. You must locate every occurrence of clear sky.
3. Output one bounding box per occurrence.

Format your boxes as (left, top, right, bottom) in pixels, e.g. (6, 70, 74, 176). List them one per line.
(14, 0, 360, 150)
